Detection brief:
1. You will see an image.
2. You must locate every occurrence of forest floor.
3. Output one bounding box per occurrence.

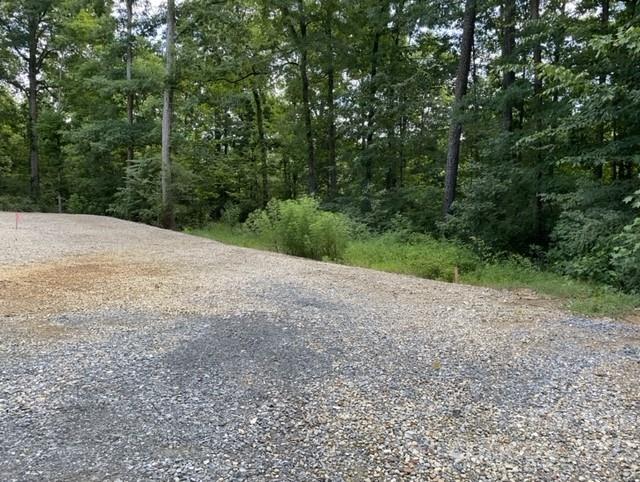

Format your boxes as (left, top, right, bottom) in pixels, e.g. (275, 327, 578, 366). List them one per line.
(1, 213, 639, 481)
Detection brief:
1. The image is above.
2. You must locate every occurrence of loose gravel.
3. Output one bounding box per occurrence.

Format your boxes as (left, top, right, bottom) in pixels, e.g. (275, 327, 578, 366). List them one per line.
(1, 212, 639, 481)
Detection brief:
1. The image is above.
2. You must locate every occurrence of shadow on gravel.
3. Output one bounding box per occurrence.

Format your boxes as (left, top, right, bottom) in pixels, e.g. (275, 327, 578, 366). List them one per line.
(162, 311, 335, 389)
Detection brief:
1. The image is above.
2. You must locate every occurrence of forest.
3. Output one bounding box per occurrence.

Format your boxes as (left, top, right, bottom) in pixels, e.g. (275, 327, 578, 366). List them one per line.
(1, 0, 639, 302)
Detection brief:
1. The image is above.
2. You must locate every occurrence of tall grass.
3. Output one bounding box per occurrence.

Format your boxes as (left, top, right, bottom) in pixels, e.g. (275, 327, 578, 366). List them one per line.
(344, 233, 478, 282)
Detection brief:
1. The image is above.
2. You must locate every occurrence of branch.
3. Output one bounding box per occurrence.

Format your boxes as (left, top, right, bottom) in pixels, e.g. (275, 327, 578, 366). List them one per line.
(36, 46, 53, 69)
(9, 43, 29, 62)
(0, 76, 26, 93)
(211, 68, 265, 85)
(279, 6, 300, 42)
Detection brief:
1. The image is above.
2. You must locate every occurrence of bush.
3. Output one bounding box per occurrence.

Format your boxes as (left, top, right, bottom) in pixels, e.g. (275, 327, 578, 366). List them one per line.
(611, 217, 640, 293)
(548, 208, 629, 286)
(220, 201, 242, 226)
(245, 197, 351, 260)
(109, 157, 161, 224)
(0, 195, 38, 212)
(441, 164, 544, 253)
(109, 157, 207, 228)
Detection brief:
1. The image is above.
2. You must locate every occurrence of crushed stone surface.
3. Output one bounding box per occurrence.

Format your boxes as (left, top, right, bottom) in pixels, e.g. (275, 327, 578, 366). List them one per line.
(1, 213, 639, 481)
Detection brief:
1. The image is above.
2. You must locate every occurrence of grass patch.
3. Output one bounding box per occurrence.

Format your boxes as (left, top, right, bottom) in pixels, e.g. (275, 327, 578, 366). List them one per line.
(463, 260, 639, 317)
(187, 223, 640, 319)
(186, 223, 271, 251)
(344, 233, 478, 282)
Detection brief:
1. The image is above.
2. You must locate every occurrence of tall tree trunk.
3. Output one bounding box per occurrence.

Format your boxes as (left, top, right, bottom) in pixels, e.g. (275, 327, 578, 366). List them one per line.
(161, 0, 176, 229)
(398, 113, 406, 187)
(324, 1, 337, 198)
(530, 0, 545, 243)
(530, 0, 542, 111)
(300, 49, 316, 195)
(214, 110, 223, 153)
(295, 0, 317, 195)
(363, 10, 384, 186)
(385, 0, 405, 190)
(501, 0, 516, 132)
(442, 0, 477, 216)
(223, 112, 229, 155)
(28, 18, 39, 199)
(252, 88, 269, 206)
(552, 1, 566, 104)
(126, 0, 134, 162)
(599, 0, 610, 179)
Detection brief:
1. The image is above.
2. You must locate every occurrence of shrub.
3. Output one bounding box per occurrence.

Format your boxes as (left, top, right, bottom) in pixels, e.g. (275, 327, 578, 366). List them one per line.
(109, 157, 161, 224)
(220, 201, 242, 226)
(548, 208, 629, 285)
(109, 157, 206, 228)
(244, 197, 351, 260)
(0, 195, 38, 212)
(611, 217, 640, 293)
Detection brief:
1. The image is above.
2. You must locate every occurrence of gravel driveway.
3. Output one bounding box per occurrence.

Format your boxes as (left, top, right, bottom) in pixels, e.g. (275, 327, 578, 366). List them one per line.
(1, 213, 638, 481)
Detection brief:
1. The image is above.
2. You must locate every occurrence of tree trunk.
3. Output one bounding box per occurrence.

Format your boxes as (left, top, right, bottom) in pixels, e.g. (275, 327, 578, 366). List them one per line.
(501, 0, 516, 132)
(552, 1, 566, 104)
(385, 0, 405, 190)
(297, 1, 316, 195)
(531, 0, 542, 96)
(599, 0, 610, 180)
(160, 0, 176, 229)
(442, 0, 476, 216)
(325, 2, 337, 198)
(126, 0, 134, 162)
(28, 18, 39, 199)
(214, 110, 223, 153)
(530, 0, 545, 244)
(252, 88, 269, 206)
(398, 114, 406, 188)
(364, 13, 384, 186)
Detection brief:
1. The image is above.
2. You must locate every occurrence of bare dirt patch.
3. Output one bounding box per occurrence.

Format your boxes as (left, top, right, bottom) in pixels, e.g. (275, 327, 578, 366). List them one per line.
(0, 253, 168, 338)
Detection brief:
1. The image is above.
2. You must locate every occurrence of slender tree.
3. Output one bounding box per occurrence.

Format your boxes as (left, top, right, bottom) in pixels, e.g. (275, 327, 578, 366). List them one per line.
(501, 0, 516, 132)
(530, 0, 544, 242)
(596, 0, 609, 179)
(281, 1, 317, 195)
(252, 88, 269, 206)
(161, 0, 176, 229)
(442, 0, 477, 216)
(324, 0, 337, 198)
(126, 0, 135, 162)
(0, 0, 57, 199)
(363, 2, 386, 186)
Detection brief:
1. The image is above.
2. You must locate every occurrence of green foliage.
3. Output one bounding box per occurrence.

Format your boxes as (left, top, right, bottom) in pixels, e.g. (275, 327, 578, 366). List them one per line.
(109, 158, 161, 224)
(544, 179, 639, 292)
(0, 195, 38, 212)
(548, 208, 627, 285)
(345, 232, 479, 282)
(611, 217, 640, 293)
(186, 222, 270, 251)
(109, 157, 206, 228)
(220, 202, 242, 227)
(67, 193, 91, 214)
(463, 258, 639, 317)
(246, 197, 351, 260)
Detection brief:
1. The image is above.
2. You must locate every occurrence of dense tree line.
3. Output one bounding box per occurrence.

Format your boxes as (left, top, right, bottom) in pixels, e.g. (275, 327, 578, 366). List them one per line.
(1, 0, 639, 290)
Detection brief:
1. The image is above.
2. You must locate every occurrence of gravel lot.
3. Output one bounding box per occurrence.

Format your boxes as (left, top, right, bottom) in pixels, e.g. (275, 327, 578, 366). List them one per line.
(1, 212, 639, 481)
